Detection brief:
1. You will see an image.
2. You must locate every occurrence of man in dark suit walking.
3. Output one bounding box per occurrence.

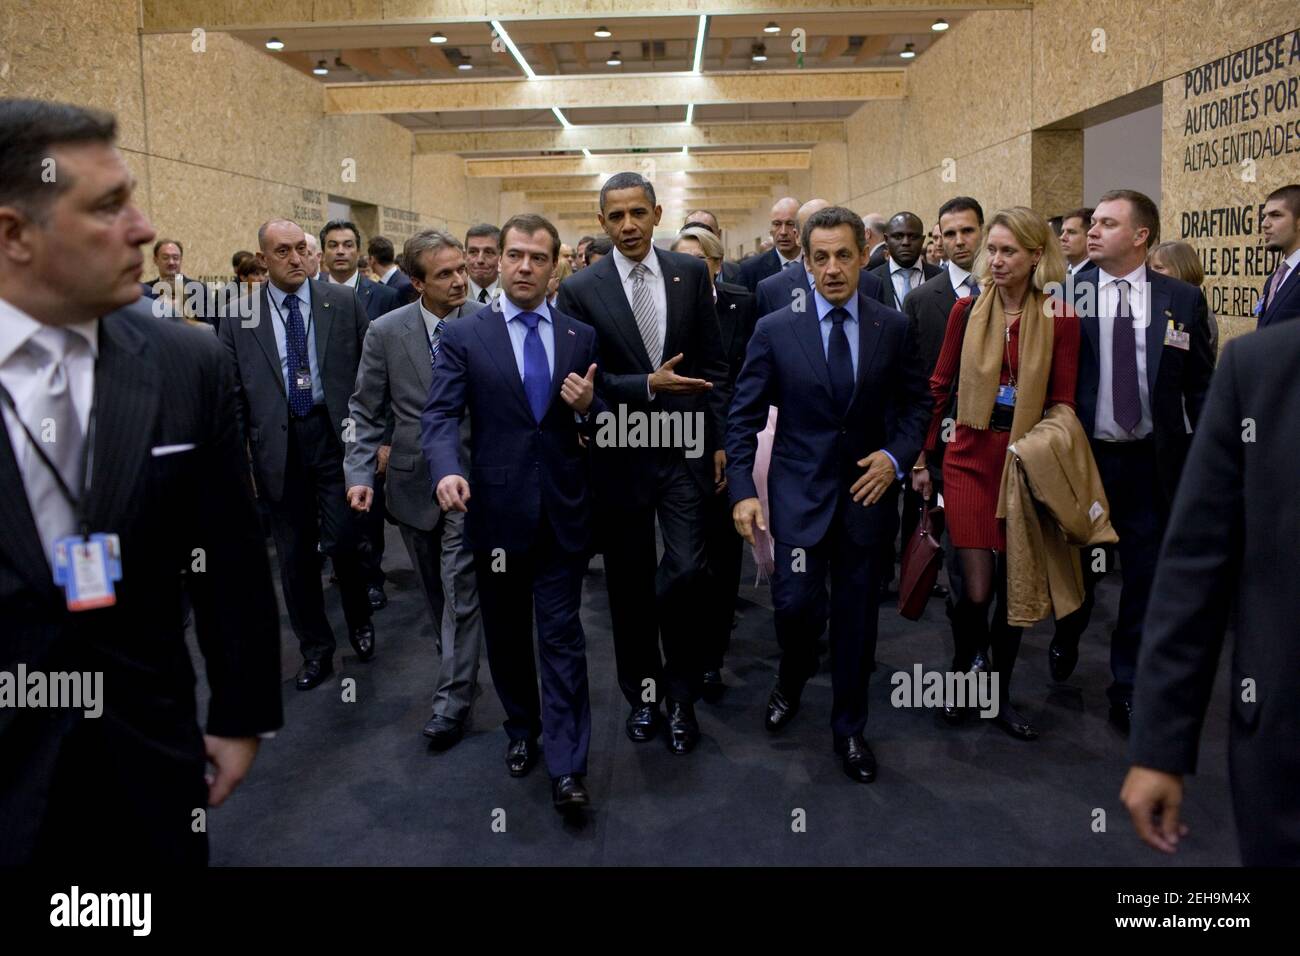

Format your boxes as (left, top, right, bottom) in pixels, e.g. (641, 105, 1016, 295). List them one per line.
(368, 235, 418, 305)
(1256, 183, 1300, 329)
(423, 214, 602, 812)
(738, 197, 803, 292)
(727, 206, 929, 782)
(346, 229, 483, 750)
(1049, 189, 1215, 732)
(556, 171, 730, 754)
(0, 99, 281, 865)
(754, 198, 888, 317)
(870, 211, 942, 311)
(139, 236, 212, 326)
(321, 219, 401, 608)
(1122, 318, 1300, 865)
(220, 218, 376, 690)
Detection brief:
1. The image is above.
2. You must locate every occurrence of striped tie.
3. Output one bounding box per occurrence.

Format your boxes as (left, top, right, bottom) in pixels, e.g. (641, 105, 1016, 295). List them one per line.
(630, 262, 661, 367)
(429, 318, 445, 371)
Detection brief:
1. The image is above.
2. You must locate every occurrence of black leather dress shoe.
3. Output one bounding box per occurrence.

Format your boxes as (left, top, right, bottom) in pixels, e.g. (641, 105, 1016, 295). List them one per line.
(348, 622, 376, 661)
(1108, 698, 1133, 735)
(664, 698, 700, 755)
(1048, 636, 1078, 682)
(552, 774, 590, 811)
(701, 670, 725, 703)
(295, 657, 333, 691)
(994, 702, 1039, 740)
(833, 734, 878, 783)
(505, 737, 539, 777)
(931, 583, 950, 599)
(367, 586, 387, 611)
(764, 683, 802, 733)
(422, 714, 464, 751)
(625, 703, 659, 742)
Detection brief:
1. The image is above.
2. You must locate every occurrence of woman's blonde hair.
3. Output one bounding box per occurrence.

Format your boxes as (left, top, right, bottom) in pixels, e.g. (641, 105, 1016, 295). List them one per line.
(974, 205, 1066, 292)
(551, 257, 572, 284)
(1148, 241, 1204, 287)
(673, 226, 724, 262)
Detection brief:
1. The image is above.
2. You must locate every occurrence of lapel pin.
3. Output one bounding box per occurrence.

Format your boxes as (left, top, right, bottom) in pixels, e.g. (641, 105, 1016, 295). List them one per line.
(323, 302, 330, 309)
(567, 328, 576, 336)
(672, 276, 680, 283)
(1164, 309, 1172, 317)
(730, 303, 736, 309)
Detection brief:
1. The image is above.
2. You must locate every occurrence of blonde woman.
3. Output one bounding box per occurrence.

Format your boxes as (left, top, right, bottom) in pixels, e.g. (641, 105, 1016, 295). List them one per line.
(1148, 240, 1218, 353)
(913, 207, 1080, 740)
(546, 256, 572, 307)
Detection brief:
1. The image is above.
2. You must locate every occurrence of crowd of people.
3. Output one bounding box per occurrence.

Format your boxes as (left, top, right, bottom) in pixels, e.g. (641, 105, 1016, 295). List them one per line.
(3, 98, 1300, 866)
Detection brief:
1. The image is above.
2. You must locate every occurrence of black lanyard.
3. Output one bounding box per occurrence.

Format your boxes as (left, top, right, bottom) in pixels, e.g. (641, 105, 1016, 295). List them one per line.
(0, 379, 95, 537)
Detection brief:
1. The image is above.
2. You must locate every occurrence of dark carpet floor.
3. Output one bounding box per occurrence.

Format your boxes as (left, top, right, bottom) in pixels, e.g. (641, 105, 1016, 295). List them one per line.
(196, 522, 1239, 866)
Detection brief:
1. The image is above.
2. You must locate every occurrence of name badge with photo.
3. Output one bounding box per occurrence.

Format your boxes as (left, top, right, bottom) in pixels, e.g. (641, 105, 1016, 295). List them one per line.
(294, 367, 313, 392)
(995, 384, 1018, 408)
(1163, 320, 1190, 351)
(52, 533, 122, 612)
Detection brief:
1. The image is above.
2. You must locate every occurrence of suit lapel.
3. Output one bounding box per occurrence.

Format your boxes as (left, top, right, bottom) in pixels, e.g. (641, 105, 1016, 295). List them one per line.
(253, 285, 285, 394)
(792, 304, 833, 399)
(474, 303, 533, 420)
(310, 280, 334, 377)
(850, 294, 885, 408)
(659, 252, 686, 361)
(716, 289, 739, 355)
(1145, 268, 1169, 397)
(401, 305, 433, 392)
(549, 308, 578, 401)
(1264, 261, 1300, 324)
(83, 316, 160, 534)
(0, 414, 58, 596)
(1074, 277, 1100, 362)
(592, 256, 654, 372)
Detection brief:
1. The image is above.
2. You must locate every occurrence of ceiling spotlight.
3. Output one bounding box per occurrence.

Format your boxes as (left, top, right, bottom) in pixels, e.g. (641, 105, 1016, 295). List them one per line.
(763, 21, 780, 34)
(606, 51, 622, 66)
(265, 37, 285, 51)
(593, 25, 612, 38)
(312, 60, 329, 75)
(900, 42, 916, 59)
(751, 43, 767, 63)
(429, 32, 447, 44)
(932, 19, 950, 32)
(458, 56, 474, 70)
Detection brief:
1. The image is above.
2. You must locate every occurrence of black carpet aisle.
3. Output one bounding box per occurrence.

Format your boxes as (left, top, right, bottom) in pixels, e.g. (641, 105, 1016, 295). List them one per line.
(194, 523, 1238, 866)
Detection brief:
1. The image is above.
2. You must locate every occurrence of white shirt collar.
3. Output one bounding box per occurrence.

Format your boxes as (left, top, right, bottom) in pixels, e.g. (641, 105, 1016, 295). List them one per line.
(947, 261, 973, 288)
(380, 265, 400, 283)
(418, 299, 456, 328)
(890, 259, 921, 275)
(0, 296, 100, 366)
(775, 249, 801, 268)
(1097, 263, 1148, 290)
(612, 244, 660, 282)
(1279, 247, 1300, 274)
(328, 270, 360, 289)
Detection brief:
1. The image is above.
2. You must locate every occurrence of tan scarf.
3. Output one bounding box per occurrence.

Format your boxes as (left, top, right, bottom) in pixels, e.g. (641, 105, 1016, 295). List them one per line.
(955, 287, 1054, 446)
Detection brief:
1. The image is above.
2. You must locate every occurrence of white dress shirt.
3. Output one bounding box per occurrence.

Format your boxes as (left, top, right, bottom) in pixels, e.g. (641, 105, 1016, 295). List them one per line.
(328, 270, 360, 289)
(467, 277, 500, 305)
(418, 300, 456, 351)
(380, 264, 400, 285)
(889, 260, 925, 306)
(947, 261, 979, 298)
(0, 296, 98, 559)
(776, 249, 801, 269)
(1066, 259, 1090, 277)
(611, 245, 668, 362)
(1094, 264, 1153, 440)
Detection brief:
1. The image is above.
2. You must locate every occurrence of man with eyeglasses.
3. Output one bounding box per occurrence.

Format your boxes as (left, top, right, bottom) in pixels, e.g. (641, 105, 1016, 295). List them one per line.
(738, 197, 802, 293)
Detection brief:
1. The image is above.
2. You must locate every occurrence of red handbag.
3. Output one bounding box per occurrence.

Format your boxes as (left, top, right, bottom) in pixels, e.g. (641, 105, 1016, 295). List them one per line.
(898, 503, 944, 621)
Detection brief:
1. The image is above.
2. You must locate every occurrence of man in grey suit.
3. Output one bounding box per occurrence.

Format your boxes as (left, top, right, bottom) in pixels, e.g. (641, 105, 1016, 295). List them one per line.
(219, 218, 376, 691)
(346, 230, 484, 749)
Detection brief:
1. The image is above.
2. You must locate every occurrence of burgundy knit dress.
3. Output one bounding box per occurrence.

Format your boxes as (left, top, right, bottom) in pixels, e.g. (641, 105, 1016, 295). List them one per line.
(924, 296, 1080, 551)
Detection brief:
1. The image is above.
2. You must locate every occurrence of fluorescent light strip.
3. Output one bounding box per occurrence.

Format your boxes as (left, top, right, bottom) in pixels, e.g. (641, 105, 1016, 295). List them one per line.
(684, 103, 694, 124)
(692, 15, 708, 74)
(582, 148, 593, 158)
(552, 107, 573, 128)
(490, 19, 535, 79)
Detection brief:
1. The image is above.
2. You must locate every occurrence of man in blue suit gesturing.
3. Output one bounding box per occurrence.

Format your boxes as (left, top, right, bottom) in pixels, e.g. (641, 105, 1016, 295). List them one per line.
(422, 214, 603, 814)
(725, 206, 930, 784)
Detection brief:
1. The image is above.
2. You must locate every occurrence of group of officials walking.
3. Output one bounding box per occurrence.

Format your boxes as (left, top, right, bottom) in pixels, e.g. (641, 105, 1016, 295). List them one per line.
(3, 99, 1300, 866)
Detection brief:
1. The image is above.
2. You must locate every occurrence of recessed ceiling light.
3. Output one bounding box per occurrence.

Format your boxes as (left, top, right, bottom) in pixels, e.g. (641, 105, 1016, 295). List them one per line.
(763, 22, 780, 34)
(900, 43, 916, 59)
(751, 43, 767, 63)
(458, 57, 473, 70)
(429, 32, 447, 44)
(265, 37, 285, 51)
(593, 25, 612, 38)
(932, 19, 950, 32)
(606, 51, 622, 66)
(312, 60, 329, 75)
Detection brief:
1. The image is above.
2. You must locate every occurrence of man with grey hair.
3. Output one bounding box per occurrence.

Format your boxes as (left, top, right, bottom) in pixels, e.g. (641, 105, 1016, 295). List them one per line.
(739, 196, 802, 292)
(863, 213, 889, 269)
(303, 233, 324, 281)
(754, 201, 887, 318)
(346, 229, 483, 749)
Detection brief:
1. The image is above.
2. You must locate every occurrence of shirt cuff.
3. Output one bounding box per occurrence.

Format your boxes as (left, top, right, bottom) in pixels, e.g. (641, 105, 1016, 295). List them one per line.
(646, 375, 656, 401)
(882, 449, 903, 481)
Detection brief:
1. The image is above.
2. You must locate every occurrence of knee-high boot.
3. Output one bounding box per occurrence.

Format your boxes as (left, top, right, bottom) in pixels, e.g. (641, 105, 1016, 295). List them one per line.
(990, 554, 1037, 740)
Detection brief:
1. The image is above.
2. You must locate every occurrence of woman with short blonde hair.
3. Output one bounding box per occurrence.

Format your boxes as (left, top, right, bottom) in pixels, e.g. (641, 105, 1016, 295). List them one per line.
(1149, 241, 1217, 352)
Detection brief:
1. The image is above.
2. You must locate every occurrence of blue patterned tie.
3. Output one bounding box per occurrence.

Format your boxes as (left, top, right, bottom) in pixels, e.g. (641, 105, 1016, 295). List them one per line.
(518, 311, 550, 422)
(967, 276, 980, 297)
(283, 291, 314, 417)
(428, 318, 445, 372)
(826, 306, 855, 415)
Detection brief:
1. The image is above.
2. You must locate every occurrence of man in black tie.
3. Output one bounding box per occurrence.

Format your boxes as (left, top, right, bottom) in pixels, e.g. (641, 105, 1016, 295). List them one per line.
(1049, 189, 1214, 731)
(220, 218, 377, 690)
(557, 171, 731, 753)
(0, 99, 281, 864)
(423, 214, 601, 811)
(465, 223, 501, 305)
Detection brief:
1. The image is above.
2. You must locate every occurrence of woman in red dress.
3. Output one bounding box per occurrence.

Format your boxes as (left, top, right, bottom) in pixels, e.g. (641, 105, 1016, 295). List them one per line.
(913, 207, 1079, 740)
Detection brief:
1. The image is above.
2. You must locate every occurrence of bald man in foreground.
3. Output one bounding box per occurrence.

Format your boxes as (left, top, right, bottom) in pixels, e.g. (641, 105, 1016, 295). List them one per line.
(220, 218, 377, 690)
(739, 197, 803, 292)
